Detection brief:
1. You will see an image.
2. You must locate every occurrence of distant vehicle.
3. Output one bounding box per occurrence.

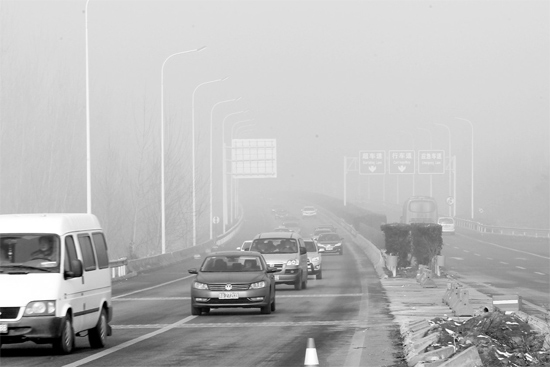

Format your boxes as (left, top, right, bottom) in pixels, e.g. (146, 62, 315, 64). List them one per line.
(250, 232, 309, 290)
(238, 240, 252, 251)
(316, 232, 344, 255)
(438, 217, 456, 234)
(188, 251, 278, 315)
(401, 196, 438, 224)
(304, 239, 322, 279)
(301, 206, 317, 218)
(273, 226, 293, 233)
(282, 221, 301, 234)
(273, 209, 289, 220)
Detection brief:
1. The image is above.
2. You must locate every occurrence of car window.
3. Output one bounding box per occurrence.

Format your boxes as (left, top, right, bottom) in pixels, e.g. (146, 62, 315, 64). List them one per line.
(201, 255, 264, 272)
(318, 233, 340, 241)
(304, 241, 317, 252)
(438, 218, 454, 224)
(251, 238, 298, 254)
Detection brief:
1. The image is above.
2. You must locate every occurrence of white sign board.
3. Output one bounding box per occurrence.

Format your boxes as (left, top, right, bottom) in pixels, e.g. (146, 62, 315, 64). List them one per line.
(359, 150, 386, 175)
(231, 139, 277, 178)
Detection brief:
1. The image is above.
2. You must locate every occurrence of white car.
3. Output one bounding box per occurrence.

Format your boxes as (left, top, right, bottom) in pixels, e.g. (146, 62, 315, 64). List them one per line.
(438, 217, 456, 234)
(301, 206, 317, 218)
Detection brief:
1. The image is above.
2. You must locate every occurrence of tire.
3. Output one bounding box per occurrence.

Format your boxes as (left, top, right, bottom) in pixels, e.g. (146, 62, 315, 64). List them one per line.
(302, 272, 307, 289)
(316, 269, 323, 280)
(191, 305, 201, 316)
(270, 291, 276, 312)
(202, 307, 210, 314)
(339, 249, 344, 256)
(53, 316, 75, 354)
(88, 308, 108, 348)
(294, 274, 302, 290)
(261, 300, 272, 314)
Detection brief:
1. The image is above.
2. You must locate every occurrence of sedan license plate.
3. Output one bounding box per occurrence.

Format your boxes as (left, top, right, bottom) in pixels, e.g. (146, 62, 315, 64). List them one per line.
(219, 292, 238, 299)
(0, 324, 7, 334)
(326, 245, 333, 251)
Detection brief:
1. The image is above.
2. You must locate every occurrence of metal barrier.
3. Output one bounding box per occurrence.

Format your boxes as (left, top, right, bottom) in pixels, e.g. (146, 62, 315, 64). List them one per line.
(109, 211, 244, 280)
(455, 218, 550, 238)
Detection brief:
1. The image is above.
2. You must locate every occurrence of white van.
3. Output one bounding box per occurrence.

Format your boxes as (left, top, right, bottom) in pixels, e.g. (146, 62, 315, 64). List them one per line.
(0, 213, 112, 354)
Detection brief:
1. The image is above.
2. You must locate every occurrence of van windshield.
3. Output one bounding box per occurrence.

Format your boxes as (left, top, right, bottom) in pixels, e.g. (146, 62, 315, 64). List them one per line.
(251, 238, 298, 254)
(0, 234, 61, 272)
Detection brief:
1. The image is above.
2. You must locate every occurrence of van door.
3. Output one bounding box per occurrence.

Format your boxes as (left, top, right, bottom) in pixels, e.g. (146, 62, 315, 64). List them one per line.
(63, 235, 86, 333)
(75, 233, 100, 331)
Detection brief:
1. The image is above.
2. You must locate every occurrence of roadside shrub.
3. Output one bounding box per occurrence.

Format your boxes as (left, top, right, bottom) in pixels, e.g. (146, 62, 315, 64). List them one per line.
(381, 223, 412, 267)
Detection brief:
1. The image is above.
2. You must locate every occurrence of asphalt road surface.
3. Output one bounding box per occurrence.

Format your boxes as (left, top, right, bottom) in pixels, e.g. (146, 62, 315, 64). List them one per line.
(0, 197, 407, 367)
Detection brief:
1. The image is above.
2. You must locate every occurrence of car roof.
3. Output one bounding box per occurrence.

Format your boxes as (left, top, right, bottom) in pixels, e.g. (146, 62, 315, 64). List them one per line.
(253, 231, 302, 240)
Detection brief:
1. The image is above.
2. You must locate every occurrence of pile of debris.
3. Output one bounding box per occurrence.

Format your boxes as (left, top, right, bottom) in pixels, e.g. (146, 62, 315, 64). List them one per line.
(427, 311, 550, 366)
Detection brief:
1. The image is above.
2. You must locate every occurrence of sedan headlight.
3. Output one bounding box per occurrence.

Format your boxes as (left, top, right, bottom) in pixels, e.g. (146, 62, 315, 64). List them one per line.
(311, 256, 320, 262)
(249, 281, 266, 289)
(24, 301, 56, 316)
(334, 243, 342, 246)
(193, 281, 208, 290)
(286, 259, 299, 266)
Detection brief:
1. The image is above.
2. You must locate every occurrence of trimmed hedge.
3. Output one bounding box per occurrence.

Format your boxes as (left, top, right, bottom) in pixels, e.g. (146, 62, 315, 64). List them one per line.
(381, 222, 443, 268)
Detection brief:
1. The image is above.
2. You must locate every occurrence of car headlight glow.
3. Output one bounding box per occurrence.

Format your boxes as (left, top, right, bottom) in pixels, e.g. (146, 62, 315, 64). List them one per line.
(334, 243, 342, 246)
(311, 256, 320, 262)
(286, 259, 299, 266)
(193, 281, 208, 290)
(24, 301, 56, 316)
(249, 281, 266, 289)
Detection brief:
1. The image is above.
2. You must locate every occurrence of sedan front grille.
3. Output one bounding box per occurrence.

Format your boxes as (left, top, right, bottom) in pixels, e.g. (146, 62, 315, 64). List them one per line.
(208, 283, 250, 291)
(0, 307, 20, 319)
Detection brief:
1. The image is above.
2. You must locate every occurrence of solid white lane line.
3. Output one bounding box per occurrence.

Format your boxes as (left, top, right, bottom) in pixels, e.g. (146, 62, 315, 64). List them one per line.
(62, 316, 196, 367)
(112, 320, 379, 329)
(113, 275, 194, 299)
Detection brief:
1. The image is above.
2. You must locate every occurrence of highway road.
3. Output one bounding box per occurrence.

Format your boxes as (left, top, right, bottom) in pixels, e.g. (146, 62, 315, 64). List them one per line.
(0, 196, 407, 367)
(441, 230, 550, 313)
(1, 194, 547, 366)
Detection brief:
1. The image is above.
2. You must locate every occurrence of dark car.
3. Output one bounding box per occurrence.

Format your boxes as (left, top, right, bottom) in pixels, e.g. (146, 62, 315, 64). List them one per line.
(188, 251, 279, 315)
(316, 232, 344, 255)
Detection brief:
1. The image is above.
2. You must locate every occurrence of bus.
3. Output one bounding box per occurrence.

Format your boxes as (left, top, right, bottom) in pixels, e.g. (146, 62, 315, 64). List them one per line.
(401, 196, 438, 224)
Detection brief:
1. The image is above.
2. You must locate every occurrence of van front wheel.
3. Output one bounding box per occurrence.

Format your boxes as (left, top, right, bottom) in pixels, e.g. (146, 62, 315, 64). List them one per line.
(53, 316, 75, 354)
(89, 308, 108, 348)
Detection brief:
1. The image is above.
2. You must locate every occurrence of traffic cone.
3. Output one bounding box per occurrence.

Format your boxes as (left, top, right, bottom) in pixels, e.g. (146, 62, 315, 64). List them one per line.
(304, 338, 319, 366)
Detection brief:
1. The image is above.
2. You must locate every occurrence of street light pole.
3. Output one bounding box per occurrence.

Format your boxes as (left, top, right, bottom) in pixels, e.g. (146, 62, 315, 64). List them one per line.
(84, 0, 91, 214)
(191, 77, 228, 247)
(160, 46, 205, 254)
(221, 111, 248, 232)
(416, 127, 433, 197)
(209, 98, 241, 240)
(434, 123, 453, 216)
(455, 117, 474, 220)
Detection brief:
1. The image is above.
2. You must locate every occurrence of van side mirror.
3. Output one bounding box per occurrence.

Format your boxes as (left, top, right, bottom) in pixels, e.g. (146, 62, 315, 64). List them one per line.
(65, 259, 83, 279)
(300, 247, 307, 255)
(188, 268, 198, 274)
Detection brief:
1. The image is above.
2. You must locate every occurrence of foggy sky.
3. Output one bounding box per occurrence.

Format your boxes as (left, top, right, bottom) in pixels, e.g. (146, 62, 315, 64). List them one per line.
(1, 0, 548, 256)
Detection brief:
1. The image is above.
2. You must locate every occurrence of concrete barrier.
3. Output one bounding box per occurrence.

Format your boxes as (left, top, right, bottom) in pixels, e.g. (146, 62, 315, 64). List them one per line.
(438, 346, 483, 367)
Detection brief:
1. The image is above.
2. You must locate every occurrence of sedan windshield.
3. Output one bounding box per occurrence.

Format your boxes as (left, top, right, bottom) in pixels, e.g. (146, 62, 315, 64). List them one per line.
(318, 233, 340, 242)
(251, 239, 298, 254)
(201, 255, 264, 272)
